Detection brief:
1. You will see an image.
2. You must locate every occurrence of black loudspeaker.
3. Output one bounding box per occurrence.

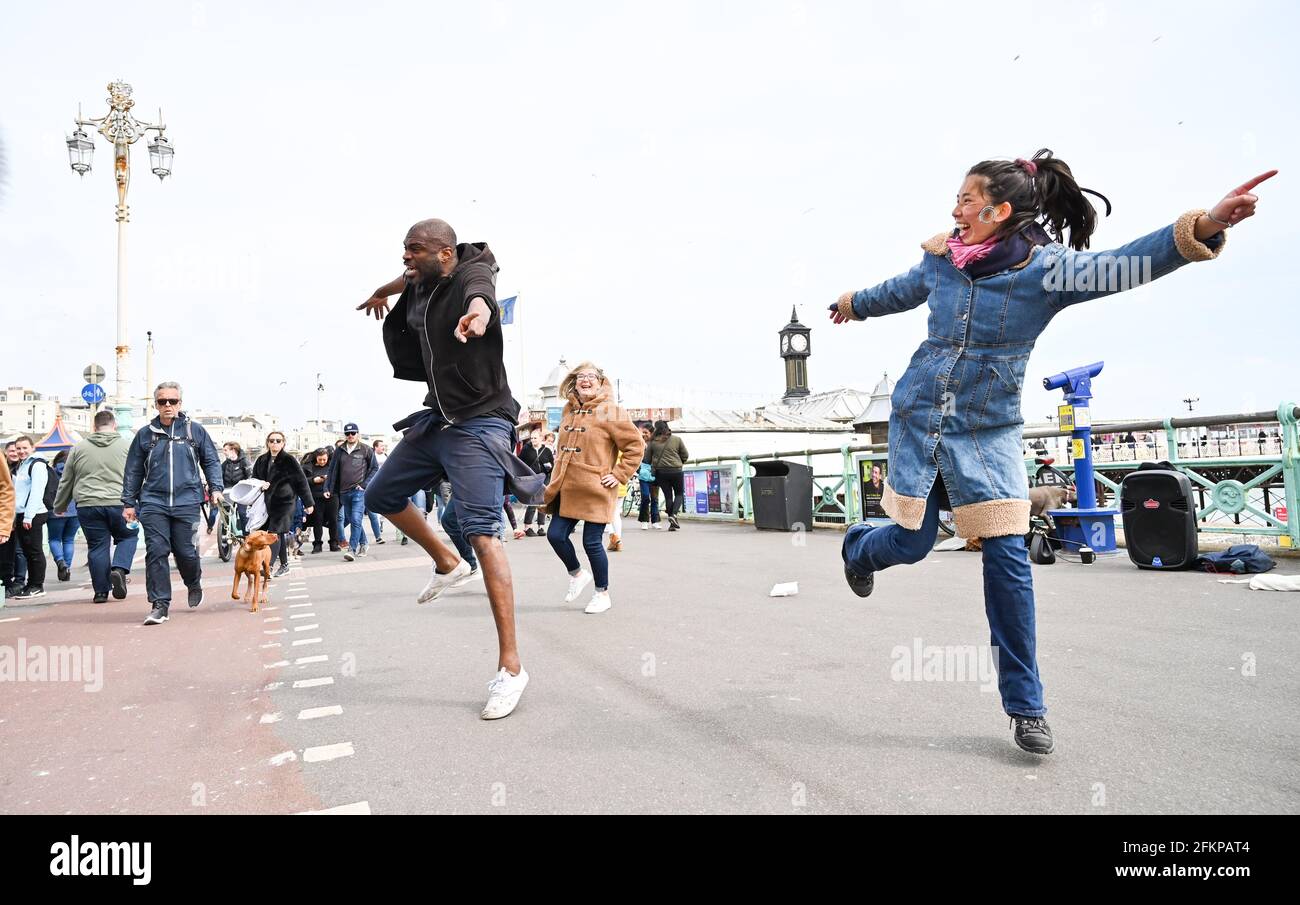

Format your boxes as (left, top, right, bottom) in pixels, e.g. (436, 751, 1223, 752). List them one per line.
(1120, 469, 1198, 569)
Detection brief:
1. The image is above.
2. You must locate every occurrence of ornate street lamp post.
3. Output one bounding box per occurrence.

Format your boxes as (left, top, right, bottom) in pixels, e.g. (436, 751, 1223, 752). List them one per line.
(66, 80, 173, 430)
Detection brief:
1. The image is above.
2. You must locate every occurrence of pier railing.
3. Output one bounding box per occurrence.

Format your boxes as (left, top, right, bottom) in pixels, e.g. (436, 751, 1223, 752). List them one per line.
(681, 402, 1300, 548)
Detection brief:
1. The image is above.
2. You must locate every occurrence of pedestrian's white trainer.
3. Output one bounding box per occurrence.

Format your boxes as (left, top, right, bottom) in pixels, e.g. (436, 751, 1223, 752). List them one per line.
(449, 565, 482, 590)
(652, 522, 665, 531)
(481, 667, 529, 720)
(418, 559, 472, 604)
(584, 590, 611, 614)
(640, 522, 648, 531)
(564, 569, 592, 603)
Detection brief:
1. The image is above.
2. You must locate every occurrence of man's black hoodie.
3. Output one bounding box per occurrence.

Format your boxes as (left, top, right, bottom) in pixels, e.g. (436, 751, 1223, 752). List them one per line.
(383, 242, 519, 424)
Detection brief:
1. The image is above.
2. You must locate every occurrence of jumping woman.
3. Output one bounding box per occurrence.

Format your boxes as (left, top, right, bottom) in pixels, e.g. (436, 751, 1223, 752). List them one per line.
(832, 149, 1275, 755)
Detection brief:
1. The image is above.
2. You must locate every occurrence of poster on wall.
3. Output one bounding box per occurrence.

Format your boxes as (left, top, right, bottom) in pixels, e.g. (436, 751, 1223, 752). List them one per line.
(679, 465, 735, 519)
(859, 457, 889, 519)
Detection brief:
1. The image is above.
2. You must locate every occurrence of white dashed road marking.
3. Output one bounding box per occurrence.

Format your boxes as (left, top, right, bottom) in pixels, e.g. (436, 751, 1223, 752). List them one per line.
(298, 706, 343, 720)
(304, 742, 354, 763)
(297, 801, 371, 815)
(293, 677, 334, 689)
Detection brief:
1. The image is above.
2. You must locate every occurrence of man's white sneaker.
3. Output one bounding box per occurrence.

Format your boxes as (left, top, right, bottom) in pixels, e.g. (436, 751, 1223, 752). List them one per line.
(640, 522, 649, 531)
(418, 559, 471, 603)
(564, 569, 592, 603)
(584, 590, 611, 614)
(449, 565, 482, 590)
(343, 549, 356, 561)
(652, 522, 665, 531)
(481, 667, 529, 720)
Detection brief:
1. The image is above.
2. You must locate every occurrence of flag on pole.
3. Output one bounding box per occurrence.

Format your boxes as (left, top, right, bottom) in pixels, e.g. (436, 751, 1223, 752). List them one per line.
(499, 295, 518, 325)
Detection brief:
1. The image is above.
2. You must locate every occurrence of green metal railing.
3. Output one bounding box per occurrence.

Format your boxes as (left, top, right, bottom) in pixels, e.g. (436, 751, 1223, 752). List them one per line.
(683, 402, 1300, 548)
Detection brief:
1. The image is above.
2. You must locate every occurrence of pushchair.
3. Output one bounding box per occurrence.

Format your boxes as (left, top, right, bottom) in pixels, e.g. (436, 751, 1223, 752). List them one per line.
(215, 480, 268, 563)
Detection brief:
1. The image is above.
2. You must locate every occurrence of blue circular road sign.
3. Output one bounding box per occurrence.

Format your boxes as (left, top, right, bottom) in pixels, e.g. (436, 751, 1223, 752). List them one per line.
(81, 383, 107, 405)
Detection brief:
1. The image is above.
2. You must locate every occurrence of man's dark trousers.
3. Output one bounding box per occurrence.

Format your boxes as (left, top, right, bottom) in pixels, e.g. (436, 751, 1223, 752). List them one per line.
(137, 506, 202, 607)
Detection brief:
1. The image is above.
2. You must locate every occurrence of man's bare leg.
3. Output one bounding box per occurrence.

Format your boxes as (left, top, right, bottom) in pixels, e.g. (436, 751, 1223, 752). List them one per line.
(469, 534, 520, 674)
(386, 502, 460, 573)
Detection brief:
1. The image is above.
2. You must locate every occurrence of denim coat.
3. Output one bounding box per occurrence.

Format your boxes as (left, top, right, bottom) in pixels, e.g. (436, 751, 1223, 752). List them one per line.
(837, 210, 1226, 537)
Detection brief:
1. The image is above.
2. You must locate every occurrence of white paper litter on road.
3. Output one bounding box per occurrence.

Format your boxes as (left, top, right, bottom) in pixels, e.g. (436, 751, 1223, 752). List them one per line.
(769, 582, 799, 597)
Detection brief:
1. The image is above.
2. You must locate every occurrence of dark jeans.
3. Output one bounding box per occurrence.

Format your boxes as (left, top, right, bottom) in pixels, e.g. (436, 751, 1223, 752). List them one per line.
(47, 515, 81, 565)
(340, 488, 368, 551)
(523, 504, 546, 528)
(638, 478, 660, 523)
(78, 506, 139, 596)
(271, 533, 291, 567)
(655, 469, 684, 519)
(138, 506, 202, 608)
(547, 515, 609, 590)
(1, 514, 47, 588)
(308, 494, 339, 547)
(841, 481, 1045, 717)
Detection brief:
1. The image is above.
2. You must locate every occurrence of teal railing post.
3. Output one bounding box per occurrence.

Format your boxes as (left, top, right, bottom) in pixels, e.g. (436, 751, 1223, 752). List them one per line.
(1164, 416, 1180, 464)
(739, 455, 752, 524)
(1279, 402, 1300, 548)
(841, 444, 856, 524)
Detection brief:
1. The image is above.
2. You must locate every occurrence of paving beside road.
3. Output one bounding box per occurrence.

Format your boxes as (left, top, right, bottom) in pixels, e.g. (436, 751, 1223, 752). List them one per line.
(3, 519, 1298, 814)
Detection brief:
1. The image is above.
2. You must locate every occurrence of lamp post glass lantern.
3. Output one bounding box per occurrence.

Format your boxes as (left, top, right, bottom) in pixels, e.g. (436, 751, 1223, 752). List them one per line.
(147, 134, 173, 180)
(66, 128, 94, 176)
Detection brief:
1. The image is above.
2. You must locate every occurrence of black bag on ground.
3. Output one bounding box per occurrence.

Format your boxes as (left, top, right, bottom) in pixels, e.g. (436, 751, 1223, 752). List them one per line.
(1195, 545, 1276, 574)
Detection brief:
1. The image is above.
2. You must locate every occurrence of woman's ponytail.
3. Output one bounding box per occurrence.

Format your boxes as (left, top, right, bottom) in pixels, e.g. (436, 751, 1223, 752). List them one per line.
(968, 148, 1111, 250)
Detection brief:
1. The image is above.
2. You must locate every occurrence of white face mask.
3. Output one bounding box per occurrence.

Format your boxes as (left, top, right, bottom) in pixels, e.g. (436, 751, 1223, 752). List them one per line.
(226, 450, 238, 461)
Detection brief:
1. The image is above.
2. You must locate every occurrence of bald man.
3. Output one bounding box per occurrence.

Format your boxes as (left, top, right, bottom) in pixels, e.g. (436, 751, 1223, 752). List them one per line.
(358, 219, 543, 720)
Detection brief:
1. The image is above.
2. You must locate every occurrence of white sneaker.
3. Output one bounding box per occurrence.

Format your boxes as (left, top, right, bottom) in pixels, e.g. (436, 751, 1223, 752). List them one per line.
(449, 565, 482, 590)
(584, 590, 611, 614)
(564, 570, 592, 603)
(343, 549, 356, 561)
(358, 544, 369, 557)
(640, 522, 649, 531)
(418, 559, 471, 603)
(481, 667, 529, 720)
(652, 522, 665, 531)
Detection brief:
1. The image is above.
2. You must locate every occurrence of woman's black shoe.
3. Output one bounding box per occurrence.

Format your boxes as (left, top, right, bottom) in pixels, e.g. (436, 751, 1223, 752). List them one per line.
(57, 562, 71, 582)
(92, 592, 109, 604)
(1011, 716, 1055, 754)
(843, 565, 874, 598)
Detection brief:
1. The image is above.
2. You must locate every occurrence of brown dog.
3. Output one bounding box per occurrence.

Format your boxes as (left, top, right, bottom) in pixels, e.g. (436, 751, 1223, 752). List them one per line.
(232, 530, 277, 612)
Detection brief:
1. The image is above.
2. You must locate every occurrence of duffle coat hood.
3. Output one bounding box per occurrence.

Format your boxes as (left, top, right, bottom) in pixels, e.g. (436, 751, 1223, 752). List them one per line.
(837, 210, 1225, 538)
(544, 387, 644, 524)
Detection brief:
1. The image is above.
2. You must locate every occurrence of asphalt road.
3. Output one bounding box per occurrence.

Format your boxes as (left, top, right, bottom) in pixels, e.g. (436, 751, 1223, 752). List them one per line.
(3, 518, 1297, 814)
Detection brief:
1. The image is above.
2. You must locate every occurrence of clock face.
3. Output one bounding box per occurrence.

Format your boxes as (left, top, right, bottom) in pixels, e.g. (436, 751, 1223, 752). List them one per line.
(781, 335, 790, 353)
(790, 333, 808, 353)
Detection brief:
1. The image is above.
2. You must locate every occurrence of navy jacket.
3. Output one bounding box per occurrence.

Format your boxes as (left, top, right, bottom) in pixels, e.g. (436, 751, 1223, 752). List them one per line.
(122, 413, 224, 511)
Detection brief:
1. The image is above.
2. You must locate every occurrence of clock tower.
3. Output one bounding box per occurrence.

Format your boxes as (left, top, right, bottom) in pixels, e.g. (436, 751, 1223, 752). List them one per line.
(779, 306, 811, 403)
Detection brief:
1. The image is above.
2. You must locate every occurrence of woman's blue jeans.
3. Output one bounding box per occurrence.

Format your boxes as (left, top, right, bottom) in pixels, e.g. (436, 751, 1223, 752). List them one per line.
(841, 482, 1045, 717)
(47, 516, 81, 566)
(547, 516, 609, 590)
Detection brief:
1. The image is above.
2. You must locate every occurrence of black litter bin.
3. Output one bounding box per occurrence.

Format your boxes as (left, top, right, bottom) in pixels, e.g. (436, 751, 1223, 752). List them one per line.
(751, 460, 813, 531)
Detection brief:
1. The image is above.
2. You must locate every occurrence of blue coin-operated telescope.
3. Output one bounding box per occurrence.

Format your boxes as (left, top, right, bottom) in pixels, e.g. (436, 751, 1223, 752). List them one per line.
(1041, 361, 1118, 557)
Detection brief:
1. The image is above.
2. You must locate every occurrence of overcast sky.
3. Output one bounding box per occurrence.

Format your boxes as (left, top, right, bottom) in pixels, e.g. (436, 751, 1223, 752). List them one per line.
(2, 0, 1295, 431)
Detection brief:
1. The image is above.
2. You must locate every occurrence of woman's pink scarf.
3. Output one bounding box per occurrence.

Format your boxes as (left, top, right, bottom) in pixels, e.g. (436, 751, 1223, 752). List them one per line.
(946, 234, 1000, 269)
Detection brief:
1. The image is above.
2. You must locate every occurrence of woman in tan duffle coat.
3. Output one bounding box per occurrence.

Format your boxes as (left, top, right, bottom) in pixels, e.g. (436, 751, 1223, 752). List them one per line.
(543, 362, 643, 614)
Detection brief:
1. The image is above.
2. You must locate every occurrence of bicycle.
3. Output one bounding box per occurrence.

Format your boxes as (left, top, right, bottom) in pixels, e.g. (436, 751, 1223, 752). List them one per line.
(215, 496, 245, 563)
(621, 480, 641, 518)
